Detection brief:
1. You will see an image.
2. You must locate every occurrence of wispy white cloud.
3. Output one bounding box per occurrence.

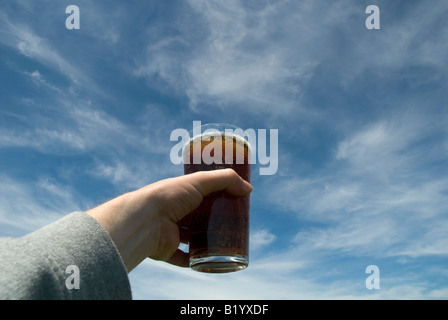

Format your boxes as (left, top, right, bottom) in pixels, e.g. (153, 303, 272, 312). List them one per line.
(129, 249, 448, 300)
(22, 70, 62, 93)
(0, 175, 83, 236)
(135, 0, 349, 115)
(268, 110, 448, 261)
(89, 158, 162, 191)
(0, 102, 124, 154)
(130, 0, 448, 120)
(335, 1, 448, 88)
(250, 228, 276, 251)
(0, 13, 83, 85)
(185, 0, 326, 113)
(133, 0, 448, 119)
(129, 258, 345, 300)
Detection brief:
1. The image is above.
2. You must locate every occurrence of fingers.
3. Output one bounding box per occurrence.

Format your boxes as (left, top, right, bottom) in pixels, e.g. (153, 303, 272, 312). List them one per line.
(144, 169, 253, 268)
(186, 169, 253, 198)
(166, 249, 190, 268)
(173, 168, 252, 227)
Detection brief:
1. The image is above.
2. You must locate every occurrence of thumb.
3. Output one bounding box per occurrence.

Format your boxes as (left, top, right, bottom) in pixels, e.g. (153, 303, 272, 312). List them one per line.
(170, 169, 252, 224)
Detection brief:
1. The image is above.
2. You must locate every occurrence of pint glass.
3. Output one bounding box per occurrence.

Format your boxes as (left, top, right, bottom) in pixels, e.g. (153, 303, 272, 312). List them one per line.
(181, 123, 251, 273)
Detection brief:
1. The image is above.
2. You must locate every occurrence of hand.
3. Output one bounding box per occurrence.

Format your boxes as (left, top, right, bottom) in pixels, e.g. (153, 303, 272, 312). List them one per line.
(86, 169, 253, 272)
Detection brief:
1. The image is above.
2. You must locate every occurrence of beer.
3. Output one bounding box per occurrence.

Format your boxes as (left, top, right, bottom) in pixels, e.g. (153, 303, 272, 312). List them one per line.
(181, 126, 251, 273)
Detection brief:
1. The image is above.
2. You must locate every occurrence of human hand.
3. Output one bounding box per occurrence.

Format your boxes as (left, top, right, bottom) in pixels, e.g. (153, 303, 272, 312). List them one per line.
(86, 169, 252, 272)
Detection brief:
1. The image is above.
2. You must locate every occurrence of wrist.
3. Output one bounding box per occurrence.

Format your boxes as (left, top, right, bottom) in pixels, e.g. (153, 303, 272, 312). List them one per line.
(86, 190, 160, 272)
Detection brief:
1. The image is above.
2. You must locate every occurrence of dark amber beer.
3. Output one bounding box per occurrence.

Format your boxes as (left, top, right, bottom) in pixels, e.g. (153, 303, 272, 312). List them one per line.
(181, 124, 251, 273)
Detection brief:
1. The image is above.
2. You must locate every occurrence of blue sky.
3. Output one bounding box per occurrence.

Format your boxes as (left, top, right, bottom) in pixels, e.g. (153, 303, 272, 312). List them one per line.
(1, 0, 448, 299)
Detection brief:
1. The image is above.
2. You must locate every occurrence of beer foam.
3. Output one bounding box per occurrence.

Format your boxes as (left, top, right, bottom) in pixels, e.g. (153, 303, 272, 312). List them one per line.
(184, 131, 251, 152)
(182, 131, 251, 165)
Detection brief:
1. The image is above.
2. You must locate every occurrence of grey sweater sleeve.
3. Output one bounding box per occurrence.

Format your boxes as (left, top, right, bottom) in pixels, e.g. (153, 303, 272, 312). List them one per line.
(0, 211, 132, 300)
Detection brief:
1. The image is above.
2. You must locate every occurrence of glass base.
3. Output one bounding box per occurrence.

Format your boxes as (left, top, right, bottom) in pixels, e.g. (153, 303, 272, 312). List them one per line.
(190, 255, 248, 273)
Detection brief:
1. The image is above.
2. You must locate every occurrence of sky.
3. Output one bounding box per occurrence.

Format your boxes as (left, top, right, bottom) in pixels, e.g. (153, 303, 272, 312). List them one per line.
(1, 0, 448, 299)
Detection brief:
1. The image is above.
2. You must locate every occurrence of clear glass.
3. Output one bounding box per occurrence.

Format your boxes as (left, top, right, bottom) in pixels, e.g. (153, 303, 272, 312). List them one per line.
(180, 123, 251, 273)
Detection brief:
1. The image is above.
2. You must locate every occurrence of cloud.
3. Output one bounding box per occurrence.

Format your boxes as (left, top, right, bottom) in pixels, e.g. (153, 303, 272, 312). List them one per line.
(250, 228, 276, 251)
(0, 102, 124, 154)
(132, 0, 448, 121)
(135, 0, 359, 115)
(88, 157, 165, 191)
(129, 258, 345, 300)
(335, 1, 448, 89)
(0, 175, 83, 236)
(267, 110, 448, 261)
(128, 244, 448, 300)
(0, 13, 83, 85)
(22, 70, 62, 92)
(183, 0, 312, 112)
(335, 120, 420, 178)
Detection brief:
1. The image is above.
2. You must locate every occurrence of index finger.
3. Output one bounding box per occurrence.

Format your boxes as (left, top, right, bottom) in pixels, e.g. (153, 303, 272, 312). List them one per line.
(185, 168, 252, 197)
